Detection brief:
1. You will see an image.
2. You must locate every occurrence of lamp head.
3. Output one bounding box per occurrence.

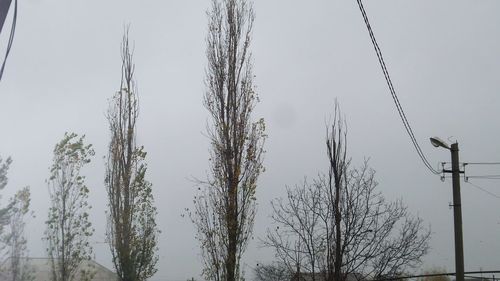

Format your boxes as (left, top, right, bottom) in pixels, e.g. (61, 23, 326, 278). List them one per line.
(430, 137, 450, 149)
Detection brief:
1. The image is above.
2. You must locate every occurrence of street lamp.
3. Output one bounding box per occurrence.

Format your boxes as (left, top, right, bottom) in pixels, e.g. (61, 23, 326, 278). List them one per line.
(430, 137, 464, 281)
(430, 137, 450, 149)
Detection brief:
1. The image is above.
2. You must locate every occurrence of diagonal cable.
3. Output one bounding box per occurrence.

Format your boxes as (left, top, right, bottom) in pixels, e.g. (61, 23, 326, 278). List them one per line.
(355, 0, 439, 174)
(466, 181, 500, 200)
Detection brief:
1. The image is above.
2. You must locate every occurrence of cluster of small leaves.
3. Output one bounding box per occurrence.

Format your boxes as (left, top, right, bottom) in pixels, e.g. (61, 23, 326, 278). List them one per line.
(0, 156, 13, 232)
(105, 28, 159, 281)
(0, 156, 12, 191)
(191, 1, 266, 281)
(44, 133, 95, 281)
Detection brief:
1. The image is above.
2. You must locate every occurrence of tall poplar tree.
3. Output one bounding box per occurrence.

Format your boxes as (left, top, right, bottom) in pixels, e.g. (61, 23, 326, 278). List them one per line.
(190, 1, 266, 281)
(105, 29, 159, 281)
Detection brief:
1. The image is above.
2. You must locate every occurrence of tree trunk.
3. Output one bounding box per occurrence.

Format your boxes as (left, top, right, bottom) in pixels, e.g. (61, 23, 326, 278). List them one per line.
(226, 179, 238, 281)
(334, 179, 342, 281)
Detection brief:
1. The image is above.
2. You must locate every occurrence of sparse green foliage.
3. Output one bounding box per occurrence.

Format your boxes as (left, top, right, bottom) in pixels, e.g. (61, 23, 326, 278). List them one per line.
(0, 157, 34, 281)
(189, 1, 265, 281)
(105, 28, 159, 281)
(44, 133, 95, 281)
(3, 187, 35, 281)
(0, 156, 13, 230)
(0, 156, 12, 191)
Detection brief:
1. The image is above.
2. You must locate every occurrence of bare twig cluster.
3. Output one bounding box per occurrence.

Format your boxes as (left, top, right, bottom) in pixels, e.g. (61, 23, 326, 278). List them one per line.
(264, 104, 430, 281)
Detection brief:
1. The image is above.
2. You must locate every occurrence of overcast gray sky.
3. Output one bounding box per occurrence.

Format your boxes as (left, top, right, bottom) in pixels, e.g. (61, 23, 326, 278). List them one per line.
(0, 1, 499, 280)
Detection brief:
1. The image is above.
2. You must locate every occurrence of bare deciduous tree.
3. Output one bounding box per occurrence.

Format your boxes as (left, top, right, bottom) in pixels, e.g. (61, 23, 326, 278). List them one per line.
(326, 102, 348, 281)
(44, 133, 95, 281)
(264, 104, 430, 281)
(189, 1, 265, 281)
(105, 28, 159, 281)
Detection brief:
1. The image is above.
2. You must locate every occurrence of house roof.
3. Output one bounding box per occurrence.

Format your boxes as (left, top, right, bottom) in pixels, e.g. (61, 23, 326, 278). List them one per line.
(0, 257, 118, 281)
(292, 272, 369, 281)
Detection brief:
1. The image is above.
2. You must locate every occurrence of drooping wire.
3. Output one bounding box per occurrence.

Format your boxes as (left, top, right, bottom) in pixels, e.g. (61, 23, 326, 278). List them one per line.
(355, 0, 439, 175)
(0, 0, 17, 81)
(466, 181, 500, 200)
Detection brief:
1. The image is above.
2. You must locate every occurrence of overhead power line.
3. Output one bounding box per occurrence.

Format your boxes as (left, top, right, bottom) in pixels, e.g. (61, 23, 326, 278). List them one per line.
(377, 270, 500, 281)
(0, 0, 17, 81)
(355, 0, 439, 175)
(467, 176, 500, 180)
(467, 175, 500, 178)
(465, 162, 500, 165)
